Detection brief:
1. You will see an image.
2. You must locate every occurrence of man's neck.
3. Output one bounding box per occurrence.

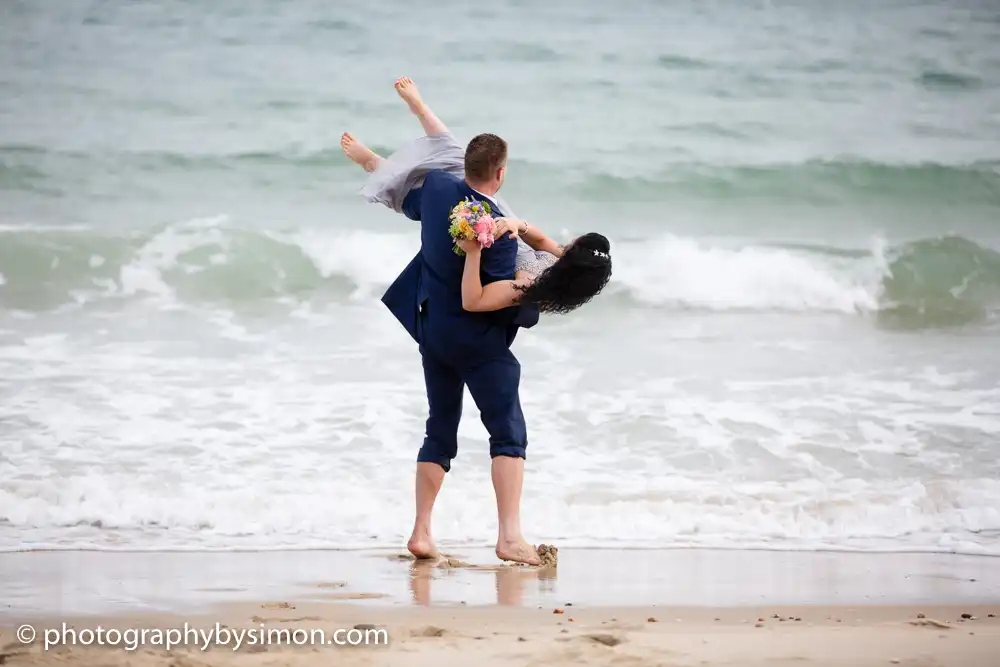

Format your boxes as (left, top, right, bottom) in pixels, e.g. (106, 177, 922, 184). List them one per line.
(465, 179, 497, 198)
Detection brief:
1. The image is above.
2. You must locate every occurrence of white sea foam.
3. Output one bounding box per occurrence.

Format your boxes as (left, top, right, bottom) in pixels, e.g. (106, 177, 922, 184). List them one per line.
(2, 219, 998, 555)
(1, 310, 998, 555)
(610, 234, 886, 313)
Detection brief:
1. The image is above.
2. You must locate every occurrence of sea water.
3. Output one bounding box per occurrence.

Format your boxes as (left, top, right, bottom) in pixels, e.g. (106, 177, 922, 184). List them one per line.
(2, 0, 999, 555)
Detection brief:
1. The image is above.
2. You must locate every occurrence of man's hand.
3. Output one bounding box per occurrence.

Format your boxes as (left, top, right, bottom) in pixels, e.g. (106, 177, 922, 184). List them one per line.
(493, 217, 527, 240)
(457, 238, 482, 255)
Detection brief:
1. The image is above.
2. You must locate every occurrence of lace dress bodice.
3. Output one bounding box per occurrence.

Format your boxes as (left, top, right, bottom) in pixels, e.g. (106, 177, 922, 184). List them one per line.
(515, 238, 559, 278)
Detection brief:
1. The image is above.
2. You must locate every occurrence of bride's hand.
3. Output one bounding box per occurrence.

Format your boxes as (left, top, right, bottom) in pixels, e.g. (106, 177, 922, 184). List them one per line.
(493, 217, 525, 240)
(457, 238, 481, 255)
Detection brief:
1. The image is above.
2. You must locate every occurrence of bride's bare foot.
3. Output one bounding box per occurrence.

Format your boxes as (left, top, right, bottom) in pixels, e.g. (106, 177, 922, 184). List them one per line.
(407, 532, 440, 560)
(394, 76, 448, 135)
(496, 539, 541, 566)
(340, 132, 381, 172)
(394, 76, 427, 115)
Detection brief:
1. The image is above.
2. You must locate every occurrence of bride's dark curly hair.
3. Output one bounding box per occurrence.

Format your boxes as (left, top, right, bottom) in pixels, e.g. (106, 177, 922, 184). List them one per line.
(514, 233, 612, 314)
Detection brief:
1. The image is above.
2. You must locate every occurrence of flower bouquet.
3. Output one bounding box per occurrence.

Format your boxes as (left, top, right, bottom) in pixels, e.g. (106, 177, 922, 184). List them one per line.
(448, 197, 495, 256)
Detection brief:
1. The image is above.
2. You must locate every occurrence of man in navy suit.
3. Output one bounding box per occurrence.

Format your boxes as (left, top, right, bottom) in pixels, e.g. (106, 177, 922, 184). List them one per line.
(381, 133, 541, 565)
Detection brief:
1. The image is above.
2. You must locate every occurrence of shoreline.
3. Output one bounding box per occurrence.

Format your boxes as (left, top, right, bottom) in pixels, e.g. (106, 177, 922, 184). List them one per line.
(3, 547, 999, 618)
(5, 543, 1000, 556)
(2, 548, 999, 665)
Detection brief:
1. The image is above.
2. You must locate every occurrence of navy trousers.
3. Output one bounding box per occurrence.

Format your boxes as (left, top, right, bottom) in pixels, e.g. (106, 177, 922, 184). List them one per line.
(416, 338, 527, 473)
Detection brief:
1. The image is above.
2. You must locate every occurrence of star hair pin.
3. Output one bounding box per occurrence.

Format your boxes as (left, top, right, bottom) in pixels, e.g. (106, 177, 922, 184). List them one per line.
(593, 250, 609, 259)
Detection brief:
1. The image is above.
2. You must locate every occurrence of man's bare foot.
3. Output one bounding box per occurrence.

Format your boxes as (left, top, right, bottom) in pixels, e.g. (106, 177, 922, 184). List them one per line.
(394, 76, 427, 115)
(496, 539, 541, 566)
(407, 533, 440, 560)
(340, 132, 381, 173)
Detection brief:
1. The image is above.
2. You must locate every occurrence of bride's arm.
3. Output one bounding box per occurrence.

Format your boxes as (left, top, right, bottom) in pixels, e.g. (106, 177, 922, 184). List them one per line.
(459, 243, 530, 312)
(497, 218, 563, 257)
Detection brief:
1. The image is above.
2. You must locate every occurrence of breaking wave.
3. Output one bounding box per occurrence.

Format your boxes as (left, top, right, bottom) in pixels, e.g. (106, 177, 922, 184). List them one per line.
(1, 219, 999, 328)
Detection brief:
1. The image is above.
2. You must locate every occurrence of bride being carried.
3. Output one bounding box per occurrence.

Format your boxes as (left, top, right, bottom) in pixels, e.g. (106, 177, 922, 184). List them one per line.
(342, 77, 611, 316)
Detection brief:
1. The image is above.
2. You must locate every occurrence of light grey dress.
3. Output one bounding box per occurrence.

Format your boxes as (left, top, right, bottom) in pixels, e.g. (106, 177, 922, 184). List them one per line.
(359, 132, 558, 279)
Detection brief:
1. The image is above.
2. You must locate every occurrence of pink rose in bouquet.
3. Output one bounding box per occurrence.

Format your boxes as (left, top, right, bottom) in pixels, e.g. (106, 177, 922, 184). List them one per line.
(473, 216, 495, 249)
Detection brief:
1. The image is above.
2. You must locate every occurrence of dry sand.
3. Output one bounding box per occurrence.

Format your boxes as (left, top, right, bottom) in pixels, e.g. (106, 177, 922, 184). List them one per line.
(2, 601, 998, 666)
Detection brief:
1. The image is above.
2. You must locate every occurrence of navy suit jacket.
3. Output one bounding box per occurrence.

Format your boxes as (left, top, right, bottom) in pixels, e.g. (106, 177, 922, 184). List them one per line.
(381, 170, 539, 355)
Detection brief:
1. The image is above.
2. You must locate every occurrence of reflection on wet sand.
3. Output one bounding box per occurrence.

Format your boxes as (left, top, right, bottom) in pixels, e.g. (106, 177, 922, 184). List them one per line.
(408, 558, 557, 606)
(408, 560, 435, 606)
(495, 563, 557, 605)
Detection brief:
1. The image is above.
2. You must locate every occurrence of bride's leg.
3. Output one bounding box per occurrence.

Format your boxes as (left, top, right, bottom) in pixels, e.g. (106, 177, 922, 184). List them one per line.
(395, 77, 449, 136)
(340, 132, 383, 173)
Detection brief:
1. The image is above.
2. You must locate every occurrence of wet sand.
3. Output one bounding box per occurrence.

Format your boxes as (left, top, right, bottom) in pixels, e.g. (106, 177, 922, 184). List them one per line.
(2, 548, 999, 665)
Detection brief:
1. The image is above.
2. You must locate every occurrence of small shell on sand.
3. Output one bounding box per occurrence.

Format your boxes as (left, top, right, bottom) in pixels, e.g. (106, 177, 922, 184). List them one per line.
(260, 602, 295, 610)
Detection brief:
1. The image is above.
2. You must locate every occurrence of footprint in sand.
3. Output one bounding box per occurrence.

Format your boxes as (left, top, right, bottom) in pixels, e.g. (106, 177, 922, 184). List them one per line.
(318, 592, 388, 600)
